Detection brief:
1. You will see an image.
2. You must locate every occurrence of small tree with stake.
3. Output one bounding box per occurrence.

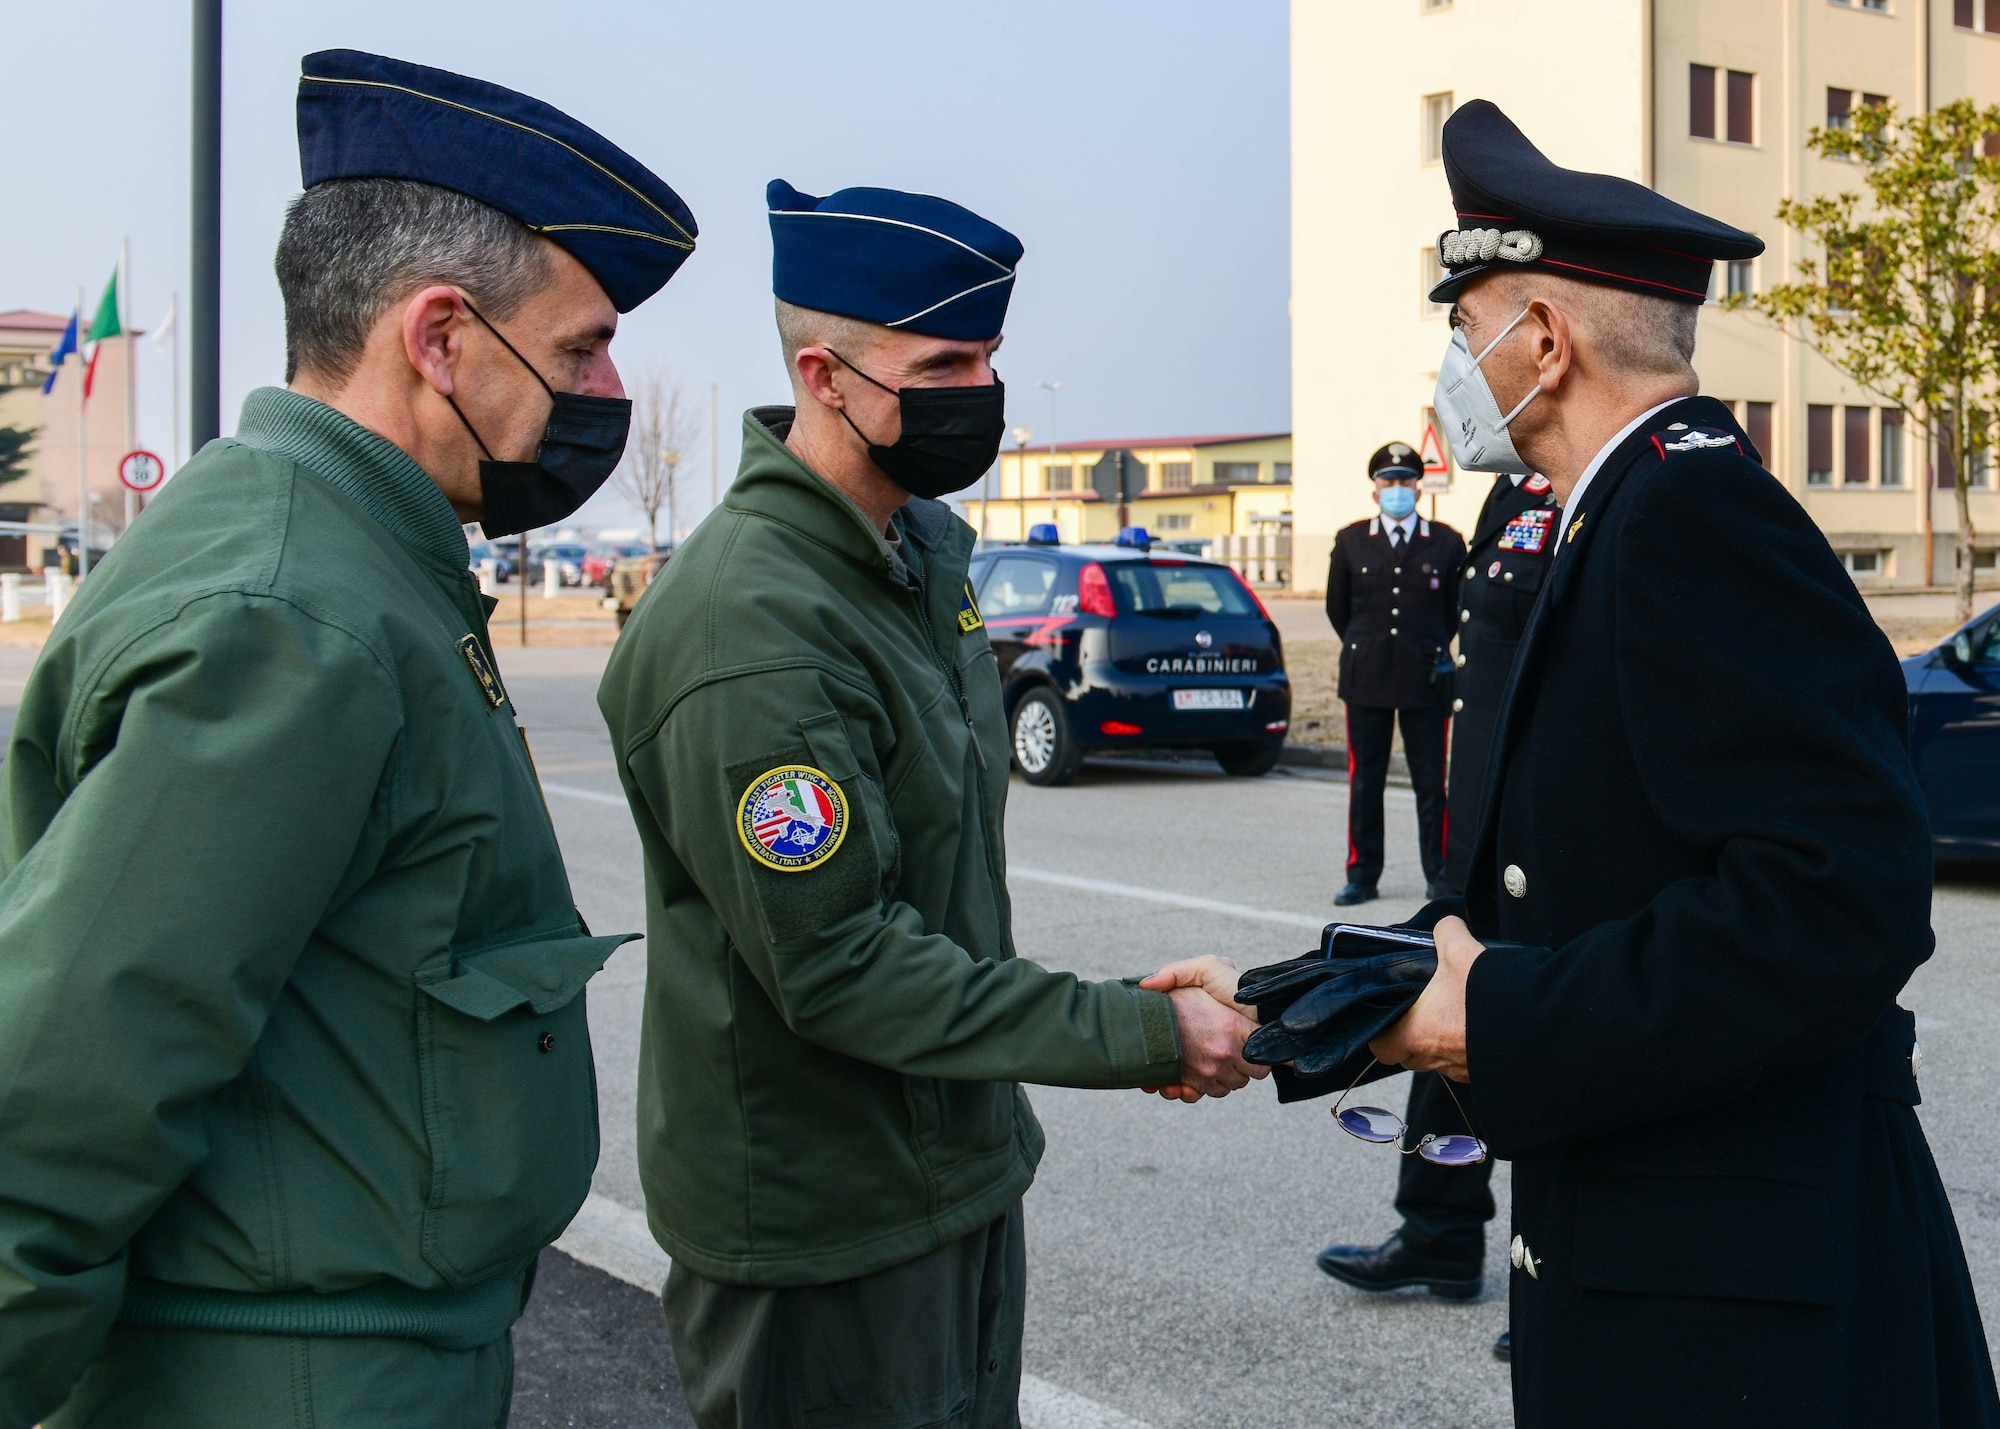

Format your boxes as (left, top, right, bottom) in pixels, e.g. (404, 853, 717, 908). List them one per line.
(615, 368, 705, 553)
(1729, 97, 2000, 620)
(0, 426, 33, 487)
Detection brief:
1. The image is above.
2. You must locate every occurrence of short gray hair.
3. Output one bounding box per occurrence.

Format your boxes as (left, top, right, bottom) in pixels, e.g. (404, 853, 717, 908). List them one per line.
(774, 298, 885, 392)
(1488, 271, 1698, 379)
(275, 178, 554, 384)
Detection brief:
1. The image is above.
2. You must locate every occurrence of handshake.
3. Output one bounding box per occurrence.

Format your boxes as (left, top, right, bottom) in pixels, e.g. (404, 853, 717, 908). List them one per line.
(1134, 955, 1267, 1103)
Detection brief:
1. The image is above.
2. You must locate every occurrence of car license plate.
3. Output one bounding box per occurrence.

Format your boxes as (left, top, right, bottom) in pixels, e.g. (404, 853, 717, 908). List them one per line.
(1173, 688, 1245, 711)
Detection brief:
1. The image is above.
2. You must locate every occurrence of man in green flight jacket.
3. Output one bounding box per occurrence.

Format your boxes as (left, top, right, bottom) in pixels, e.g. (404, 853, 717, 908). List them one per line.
(598, 180, 1263, 1429)
(0, 51, 698, 1427)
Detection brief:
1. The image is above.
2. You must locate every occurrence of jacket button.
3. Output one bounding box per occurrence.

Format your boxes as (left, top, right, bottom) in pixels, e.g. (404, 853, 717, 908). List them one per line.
(1460, 609, 1470, 623)
(1391, 607, 1400, 616)
(1452, 697, 1464, 712)
(1510, 1234, 1525, 1269)
(1504, 864, 1527, 898)
(1503, 571, 1514, 583)
(1389, 627, 1399, 635)
(1466, 566, 1475, 579)
(1455, 653, 1467, 667)
(1912, 1042, 1924, 1077)
(1395, 566, 1404, 575)
(1392, 586, 1401, 594)
(538, 1032, 556, 1053)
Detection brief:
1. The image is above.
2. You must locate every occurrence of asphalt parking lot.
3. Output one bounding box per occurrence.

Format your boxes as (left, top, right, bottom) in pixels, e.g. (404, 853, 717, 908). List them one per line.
(0, 638, 1993, 1429)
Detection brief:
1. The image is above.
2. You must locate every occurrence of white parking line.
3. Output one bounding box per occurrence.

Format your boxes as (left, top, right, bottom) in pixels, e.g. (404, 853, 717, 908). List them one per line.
(1010, 866, 1326, 930)
(557, 1193, 1153, 1429)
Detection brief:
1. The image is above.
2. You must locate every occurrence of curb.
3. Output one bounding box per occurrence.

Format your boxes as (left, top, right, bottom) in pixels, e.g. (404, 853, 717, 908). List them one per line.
(1278, 743, 1412, 786)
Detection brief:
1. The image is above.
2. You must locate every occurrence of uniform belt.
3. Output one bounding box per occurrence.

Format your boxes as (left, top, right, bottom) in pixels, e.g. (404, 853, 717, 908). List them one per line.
(117, 1263, 529, 1350)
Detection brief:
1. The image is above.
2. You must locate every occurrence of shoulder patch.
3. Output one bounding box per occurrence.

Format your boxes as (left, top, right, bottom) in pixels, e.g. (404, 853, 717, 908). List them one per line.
(1652, 427, 1741, 457)
(1496, 507, 1555, 554)
(457, 634, 507, 709)
(737, 765, 849, 872)
(958, 581, 984, 633)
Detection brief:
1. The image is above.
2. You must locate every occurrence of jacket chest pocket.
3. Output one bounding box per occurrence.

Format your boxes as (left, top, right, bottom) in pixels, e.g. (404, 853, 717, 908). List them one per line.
(413, 931, 633, 1286)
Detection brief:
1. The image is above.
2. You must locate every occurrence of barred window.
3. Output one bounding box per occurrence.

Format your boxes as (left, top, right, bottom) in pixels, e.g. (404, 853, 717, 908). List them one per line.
(1161, 462, 1193, 490)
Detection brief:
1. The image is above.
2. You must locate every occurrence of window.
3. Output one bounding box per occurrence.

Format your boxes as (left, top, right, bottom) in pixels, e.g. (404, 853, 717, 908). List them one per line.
(1957, 0, 2000, 29)
(1421, 0, 1452, 10)
(1841, 550, 1884, 575)
(1726, 258, 1756, 299)
(1727, 71, 1755, 143)
(1212, 462, 1259, 484)
(1161, 462, 1193, 491)
(1808, 405, 1836, 485)
(1880, 409, 1906, 486)
(1421, 247, 1449, 317)
(979, 556, 1057, 616)
(1835, 0, 1891, 11)
(1973, 417, 1993, 488)
(1957, 0, 1973, 25)
(1156, 513, 1193, 531)
(1046, 464, 1072, 493)
(1845, 406, 1873, 484)
(1106, 562, 1259, 617)
(1828, 88, 1853, 130)
(1745, 402, 1774, 463)
(1690, 65, 1717, 140)
(1273, 462, 1293, 483)
(1421, 92, 1453, 163)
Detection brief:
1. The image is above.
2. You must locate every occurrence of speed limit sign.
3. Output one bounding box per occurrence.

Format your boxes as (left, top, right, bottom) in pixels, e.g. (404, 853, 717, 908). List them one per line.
(118, 449, 167, 493)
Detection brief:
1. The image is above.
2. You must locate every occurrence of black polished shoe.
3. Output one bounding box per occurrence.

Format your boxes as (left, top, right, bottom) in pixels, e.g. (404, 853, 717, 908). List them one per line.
(1333, 882, 1379, 907)
(1492, 1330, 1511, 1362)
(1314, 1230, 1481, 1300)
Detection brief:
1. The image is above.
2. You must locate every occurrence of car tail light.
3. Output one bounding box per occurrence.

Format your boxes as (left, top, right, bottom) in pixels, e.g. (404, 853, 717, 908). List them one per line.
(1231, 569, 1272, 621)
(1265, 720, 1289, 733)
(1078, 562, 1118, 618)
(1100, 720, 1143, 736)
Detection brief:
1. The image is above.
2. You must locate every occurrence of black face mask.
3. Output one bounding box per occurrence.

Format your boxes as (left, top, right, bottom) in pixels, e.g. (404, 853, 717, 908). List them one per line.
(447, 301, 633, 539)
(827, 349, 1005, 501)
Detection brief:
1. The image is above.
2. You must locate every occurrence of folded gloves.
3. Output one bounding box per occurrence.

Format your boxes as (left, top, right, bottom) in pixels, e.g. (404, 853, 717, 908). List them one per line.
(1238, 924, 1440, 1085)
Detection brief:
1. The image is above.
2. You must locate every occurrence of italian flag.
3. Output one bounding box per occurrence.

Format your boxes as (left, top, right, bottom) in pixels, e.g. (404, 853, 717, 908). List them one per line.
(82, 266, 121, 400)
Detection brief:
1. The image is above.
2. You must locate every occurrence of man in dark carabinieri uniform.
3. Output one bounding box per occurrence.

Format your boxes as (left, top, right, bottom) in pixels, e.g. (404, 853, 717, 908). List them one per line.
(1315, 465, 1559, 1356)
(1372, 99, 2000, 1427)
(1324, 442, 1465, 907)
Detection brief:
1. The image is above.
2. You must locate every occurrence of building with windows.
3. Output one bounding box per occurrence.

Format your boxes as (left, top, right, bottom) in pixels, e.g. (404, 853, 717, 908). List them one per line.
(0, 308, 140, 562)
(962, 432, 1292, 547)
(1293, 0, 2000, 593)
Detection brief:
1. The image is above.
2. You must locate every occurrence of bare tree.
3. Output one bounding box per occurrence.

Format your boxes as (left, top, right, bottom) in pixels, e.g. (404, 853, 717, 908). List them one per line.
(616, 367, 705, 552)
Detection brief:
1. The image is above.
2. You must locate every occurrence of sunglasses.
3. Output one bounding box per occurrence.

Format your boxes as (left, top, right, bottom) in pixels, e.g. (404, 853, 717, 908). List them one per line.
(1332, 1059, 1488, 1167)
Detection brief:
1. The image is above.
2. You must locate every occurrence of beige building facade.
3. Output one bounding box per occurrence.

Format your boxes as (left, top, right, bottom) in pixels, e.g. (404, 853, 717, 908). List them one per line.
(0, 308, 142, 558)
(1292, 0, 2000, 595)
(963, 433, 1292, 548)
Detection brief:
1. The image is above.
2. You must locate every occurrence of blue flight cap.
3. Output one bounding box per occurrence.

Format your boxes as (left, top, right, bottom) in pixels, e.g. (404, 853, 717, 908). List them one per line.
(767, 180, 1022, 341)
(1430, 100, 1762, 306)
(297, 49, 697, 313)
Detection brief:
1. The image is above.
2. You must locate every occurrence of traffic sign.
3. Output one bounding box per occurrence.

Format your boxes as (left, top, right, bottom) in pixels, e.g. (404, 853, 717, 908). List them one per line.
(119, 450, 167, 493)
(1417, 420, 1453, 492)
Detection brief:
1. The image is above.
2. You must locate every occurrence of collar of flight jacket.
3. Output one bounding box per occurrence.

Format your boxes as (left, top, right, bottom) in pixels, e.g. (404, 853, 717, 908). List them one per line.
(730, 406, 955, 586)
(234, 387, 472, 570)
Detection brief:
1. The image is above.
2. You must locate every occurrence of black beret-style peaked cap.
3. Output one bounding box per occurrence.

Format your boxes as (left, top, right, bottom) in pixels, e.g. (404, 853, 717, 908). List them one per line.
(297, 49, 697, 313)
(1430, 100, 1763, 306)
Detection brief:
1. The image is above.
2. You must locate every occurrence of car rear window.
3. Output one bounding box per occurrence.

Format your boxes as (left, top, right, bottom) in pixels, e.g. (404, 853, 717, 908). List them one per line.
(1107, 562, 1258, 616)
(980, 556, 1058, 616)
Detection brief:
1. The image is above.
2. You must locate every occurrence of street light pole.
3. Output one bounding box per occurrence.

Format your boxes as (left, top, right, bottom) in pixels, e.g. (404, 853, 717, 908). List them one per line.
(1038, 379, 1063, 538)
(1007, 425, 1033, 543)
(190, 0, 222, 452)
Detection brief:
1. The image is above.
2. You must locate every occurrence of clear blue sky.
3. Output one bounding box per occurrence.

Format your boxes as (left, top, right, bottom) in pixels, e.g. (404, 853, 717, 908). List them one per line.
(8, 1, 1289, 530)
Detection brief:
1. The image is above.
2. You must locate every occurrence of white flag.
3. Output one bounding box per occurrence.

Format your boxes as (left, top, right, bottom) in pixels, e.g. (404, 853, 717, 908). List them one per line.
(151, 295, 176, 349)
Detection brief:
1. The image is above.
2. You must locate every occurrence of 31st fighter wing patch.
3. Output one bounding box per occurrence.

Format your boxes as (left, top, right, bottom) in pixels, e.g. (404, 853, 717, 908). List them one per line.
(958, 582, 984, 633)
(1653, 426, 1741, 457)
(737, 766, 849, 871)
(1497, 508, 1555, 554)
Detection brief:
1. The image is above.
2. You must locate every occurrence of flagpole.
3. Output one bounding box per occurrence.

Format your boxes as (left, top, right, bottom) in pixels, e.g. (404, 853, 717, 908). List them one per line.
(122, 238, 136, 535)
(170, 292, 182, 471)
(75, 286, 89, 580)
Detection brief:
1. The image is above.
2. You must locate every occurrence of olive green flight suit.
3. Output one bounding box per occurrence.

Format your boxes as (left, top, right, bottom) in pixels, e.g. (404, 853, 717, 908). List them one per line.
(597, 409, 1184, 1427)
(0, 389, 629, 1429)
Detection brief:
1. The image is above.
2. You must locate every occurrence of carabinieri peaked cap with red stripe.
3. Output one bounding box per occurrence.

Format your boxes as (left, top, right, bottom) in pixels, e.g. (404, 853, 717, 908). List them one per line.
(1428, 99, 1763, 306)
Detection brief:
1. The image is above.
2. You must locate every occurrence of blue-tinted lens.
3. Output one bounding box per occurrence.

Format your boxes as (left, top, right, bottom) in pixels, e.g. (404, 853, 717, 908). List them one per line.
(1336, 1106, 1404, 1143)
(1420, 1135, 1488, 1166)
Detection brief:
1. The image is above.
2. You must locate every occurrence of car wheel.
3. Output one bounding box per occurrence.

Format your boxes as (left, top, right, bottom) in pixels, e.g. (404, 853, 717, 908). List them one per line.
(1012, 689, 1082, 786)
(1214, 740, 1283, 777)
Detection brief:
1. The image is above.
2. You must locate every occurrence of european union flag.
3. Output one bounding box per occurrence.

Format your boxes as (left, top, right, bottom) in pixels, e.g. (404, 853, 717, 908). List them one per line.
(41, 311, 77, 395)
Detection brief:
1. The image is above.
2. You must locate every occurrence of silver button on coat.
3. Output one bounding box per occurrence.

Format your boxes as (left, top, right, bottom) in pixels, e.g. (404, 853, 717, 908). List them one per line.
(1504, 864, 1527, 898)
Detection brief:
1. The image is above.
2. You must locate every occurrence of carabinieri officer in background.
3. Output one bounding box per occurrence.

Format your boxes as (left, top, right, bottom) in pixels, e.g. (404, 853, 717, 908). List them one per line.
(0, 51, 695, 1428)
(1314, 463, 1558, 1355)
(1323, 442, 1466, 907)
(1371, 99, 2000, 1427)
(597, 180, 1260, 1429)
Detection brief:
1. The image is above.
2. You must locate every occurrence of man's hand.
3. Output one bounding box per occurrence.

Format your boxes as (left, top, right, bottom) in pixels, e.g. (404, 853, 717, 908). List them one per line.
(1368, 915, 1484, 1082)
(1136, 956, 1267, 1103)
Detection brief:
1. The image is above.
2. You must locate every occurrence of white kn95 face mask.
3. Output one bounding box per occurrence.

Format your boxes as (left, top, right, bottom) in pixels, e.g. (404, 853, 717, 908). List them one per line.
(1433, 307, 1539, 475)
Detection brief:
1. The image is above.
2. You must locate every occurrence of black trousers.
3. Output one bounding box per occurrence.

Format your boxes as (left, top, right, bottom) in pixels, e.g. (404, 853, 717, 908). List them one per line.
(1342, 702, 1449, 888)
(1395, 1071, 1496, 1262)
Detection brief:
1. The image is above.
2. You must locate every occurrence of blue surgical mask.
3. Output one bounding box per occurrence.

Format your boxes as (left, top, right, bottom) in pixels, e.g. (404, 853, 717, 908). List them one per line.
(1378, 486, 1418, 519)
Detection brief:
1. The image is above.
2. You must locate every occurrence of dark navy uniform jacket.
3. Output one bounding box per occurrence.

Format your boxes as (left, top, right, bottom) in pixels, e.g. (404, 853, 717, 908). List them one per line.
(1419, 397, 1998, 1427)
(1442, 475, 1560, 890)
(1324, 516, 1466, 709)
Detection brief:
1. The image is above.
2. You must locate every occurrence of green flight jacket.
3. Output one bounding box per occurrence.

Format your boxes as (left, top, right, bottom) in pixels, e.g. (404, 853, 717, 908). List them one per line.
(0, 389, 630, 1428)
(597, 408, 1183, 1289)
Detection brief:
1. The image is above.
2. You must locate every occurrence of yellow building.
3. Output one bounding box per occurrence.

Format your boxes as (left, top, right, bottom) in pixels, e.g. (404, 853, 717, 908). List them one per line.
(962, 432, 1291, 549)
(1292, 0, 2000, 594)
(0, 308, 142, 558)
